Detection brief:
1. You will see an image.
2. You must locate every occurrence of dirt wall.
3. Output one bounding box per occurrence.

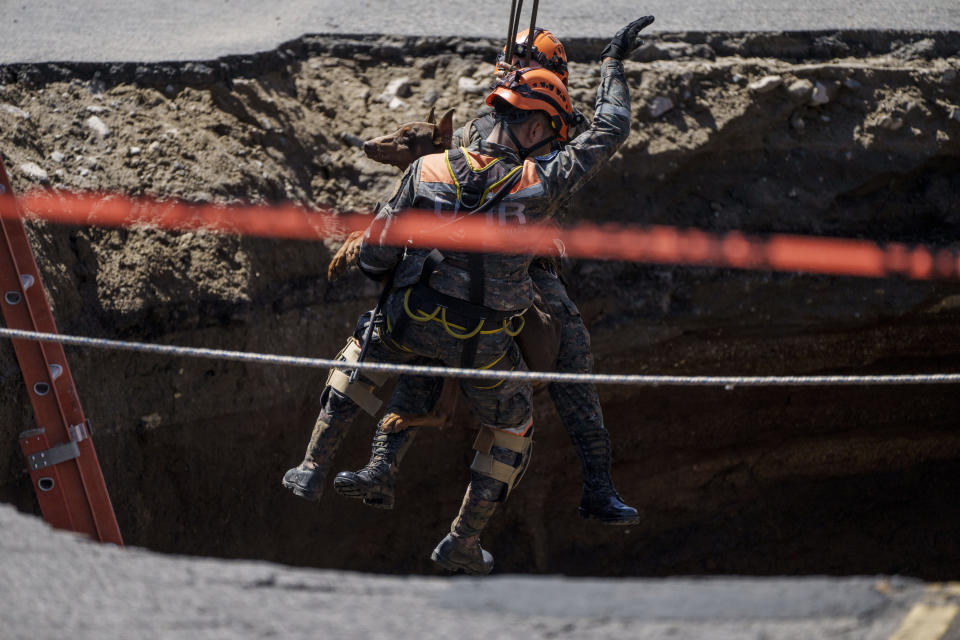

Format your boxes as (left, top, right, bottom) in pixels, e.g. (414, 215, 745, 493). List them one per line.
(1, 32, 960, 577)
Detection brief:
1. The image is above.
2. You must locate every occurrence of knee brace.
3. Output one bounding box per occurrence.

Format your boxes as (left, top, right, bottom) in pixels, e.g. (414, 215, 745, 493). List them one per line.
(325, 338, 391, 416)
(469, 421, 534, 502)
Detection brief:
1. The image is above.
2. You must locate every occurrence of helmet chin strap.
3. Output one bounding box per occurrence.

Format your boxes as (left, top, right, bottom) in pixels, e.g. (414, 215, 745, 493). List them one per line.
(503, 121, 556, 160)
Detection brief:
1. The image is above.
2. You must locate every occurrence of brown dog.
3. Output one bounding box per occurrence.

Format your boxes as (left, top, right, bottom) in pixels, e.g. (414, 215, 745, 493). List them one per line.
(362, 107, 455, 170)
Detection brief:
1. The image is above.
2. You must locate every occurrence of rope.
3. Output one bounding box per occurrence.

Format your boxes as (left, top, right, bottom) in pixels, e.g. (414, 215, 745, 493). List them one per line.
(2, 326, 959, 387)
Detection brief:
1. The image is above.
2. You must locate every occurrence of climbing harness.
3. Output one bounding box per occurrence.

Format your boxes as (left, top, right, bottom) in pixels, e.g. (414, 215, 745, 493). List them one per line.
(385, 147, 526, 370)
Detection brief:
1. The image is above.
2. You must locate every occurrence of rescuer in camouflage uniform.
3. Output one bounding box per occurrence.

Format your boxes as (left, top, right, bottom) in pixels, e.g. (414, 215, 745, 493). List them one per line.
(286, 20, 646, 573)
(335, 23, 653, 525)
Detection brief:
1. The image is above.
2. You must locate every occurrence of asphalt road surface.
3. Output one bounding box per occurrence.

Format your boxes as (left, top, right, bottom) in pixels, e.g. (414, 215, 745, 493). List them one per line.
(4, 505, 960, 640)
(1, 0, 959, 63)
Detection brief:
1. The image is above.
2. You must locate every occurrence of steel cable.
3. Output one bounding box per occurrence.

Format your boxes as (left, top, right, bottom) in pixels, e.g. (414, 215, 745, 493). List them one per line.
(2, 326, 959, 387)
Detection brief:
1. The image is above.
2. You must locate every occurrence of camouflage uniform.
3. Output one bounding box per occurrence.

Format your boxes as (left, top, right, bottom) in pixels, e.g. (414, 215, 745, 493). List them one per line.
(358, 58, 632, 571)
(409, 74, 637, 522)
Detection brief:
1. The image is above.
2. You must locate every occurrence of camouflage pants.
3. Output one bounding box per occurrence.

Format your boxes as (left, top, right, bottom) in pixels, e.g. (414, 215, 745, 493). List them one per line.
(302, 287, 532, 477)
(527, 264, 605, 439)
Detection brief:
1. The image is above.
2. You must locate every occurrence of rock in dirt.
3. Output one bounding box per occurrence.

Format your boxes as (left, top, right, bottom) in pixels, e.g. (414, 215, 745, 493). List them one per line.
(85, 115, 110, 137)
(879, 114, 905, 130)
(458, 76, 486, 95)
(1, 103, 30, 119)
(378, 76, 411, 102)
(649, 96, 675, 117)
(340, 131, 365, 147)
(749, 75, 783, 93)
(788, 79, 814, 101)
(18, 162, 48, 182)
(809, 81, 832, 105)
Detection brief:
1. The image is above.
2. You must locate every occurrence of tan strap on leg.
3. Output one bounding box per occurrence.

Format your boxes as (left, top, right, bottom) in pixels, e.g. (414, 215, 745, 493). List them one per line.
(324, 338, 389, 416)
(470, 453, 522, 485)
(328, 369, 383, 415)
(469, 425, 534, 498)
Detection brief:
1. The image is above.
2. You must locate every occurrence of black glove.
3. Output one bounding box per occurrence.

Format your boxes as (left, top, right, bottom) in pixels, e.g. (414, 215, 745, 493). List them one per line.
(600, 15, 655, 61)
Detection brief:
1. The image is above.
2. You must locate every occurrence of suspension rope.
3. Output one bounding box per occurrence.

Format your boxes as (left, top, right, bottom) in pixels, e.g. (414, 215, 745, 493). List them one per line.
(2, 326, 958, 387)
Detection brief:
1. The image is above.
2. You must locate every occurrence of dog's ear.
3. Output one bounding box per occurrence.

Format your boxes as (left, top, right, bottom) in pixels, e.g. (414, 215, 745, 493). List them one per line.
(425, 107, 436, 124)
(434, 108, 455, 148)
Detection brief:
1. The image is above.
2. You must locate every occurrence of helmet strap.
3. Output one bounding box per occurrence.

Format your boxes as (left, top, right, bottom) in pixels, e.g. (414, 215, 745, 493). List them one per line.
(503, 121, 556, 160)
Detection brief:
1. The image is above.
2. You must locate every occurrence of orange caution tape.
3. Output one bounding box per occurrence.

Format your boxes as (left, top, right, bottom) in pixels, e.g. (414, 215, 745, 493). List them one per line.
(1, 190, 958, 281)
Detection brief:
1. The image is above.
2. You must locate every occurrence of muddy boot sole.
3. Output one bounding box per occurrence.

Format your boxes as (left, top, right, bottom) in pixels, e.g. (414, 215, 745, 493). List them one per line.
(430, 534, 494, 575)
(578, 506, 641, 525)
(333, 472, 395, 509)
(282, 467, 324, 502)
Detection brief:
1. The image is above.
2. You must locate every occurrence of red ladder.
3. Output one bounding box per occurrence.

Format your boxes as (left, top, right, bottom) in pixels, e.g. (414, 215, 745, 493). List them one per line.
(0, 157, 122, 545)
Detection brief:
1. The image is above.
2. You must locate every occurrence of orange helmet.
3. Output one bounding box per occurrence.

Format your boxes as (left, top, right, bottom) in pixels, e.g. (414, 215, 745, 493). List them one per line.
(485, 67, 575, 142)
(496, 28, 569, 86)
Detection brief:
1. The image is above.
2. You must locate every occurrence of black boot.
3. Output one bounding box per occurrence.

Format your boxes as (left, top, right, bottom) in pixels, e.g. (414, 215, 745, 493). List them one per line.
(572, 429, 640, 525)
(333, 428, 415, 509)
(282, 392, 357, 502)
(430, 487, 497, 575)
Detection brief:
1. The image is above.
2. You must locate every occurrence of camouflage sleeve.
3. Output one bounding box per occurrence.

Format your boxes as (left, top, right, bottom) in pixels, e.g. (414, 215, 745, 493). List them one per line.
(451, 118, 479, 149)
(451, 122, 468, 148)
(356, 161, 420, 279)
(535, 58, 631, 206)
(569, 106, 590, 139)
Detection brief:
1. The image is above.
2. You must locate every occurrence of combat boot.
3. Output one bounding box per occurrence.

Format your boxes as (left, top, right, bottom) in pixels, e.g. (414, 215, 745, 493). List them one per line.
(430, 489, 497, 575)
(282, 408, 350, 502)
(333, 427, 416, 509)
(573, 429, 640, 525)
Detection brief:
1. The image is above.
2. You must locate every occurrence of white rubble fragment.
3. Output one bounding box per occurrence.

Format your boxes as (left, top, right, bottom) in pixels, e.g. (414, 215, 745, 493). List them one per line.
(843, 77, 862, 90)
(147, 141, 160, 153)
(385, 77, 411, 98)
(1, 104, 30, 119)
(50, 151, 65, 163)
(787, 79, 814, 100)
(387, 97, 407, 111)
(19, 162, 48, 182)
(948, 106, 960, 122)
(649, 96, 675, 118)
(790, 113, 805, 131)
(748, 76, 783, 93)
(377, 77, 411, 102)
(85, 115, 110, 136)
(878, 115, 904, 131)
(457, 76, 486, 95)
(128, 146, 141, 156)
(809, 82, 831, 105)
(86, 105, 108, 113)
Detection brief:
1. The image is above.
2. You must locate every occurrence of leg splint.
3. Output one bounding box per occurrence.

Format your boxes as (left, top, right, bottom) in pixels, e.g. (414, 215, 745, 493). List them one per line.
(470, 422, 534, 499)
(326, 338, 390, 415)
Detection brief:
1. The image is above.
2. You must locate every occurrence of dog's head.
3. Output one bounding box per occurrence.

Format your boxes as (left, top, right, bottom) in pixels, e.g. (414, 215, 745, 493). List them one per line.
(363, 107, 455, 170)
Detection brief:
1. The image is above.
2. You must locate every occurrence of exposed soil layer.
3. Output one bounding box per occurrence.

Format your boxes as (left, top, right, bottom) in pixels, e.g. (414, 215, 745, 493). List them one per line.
(1, 32, 960, 578)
